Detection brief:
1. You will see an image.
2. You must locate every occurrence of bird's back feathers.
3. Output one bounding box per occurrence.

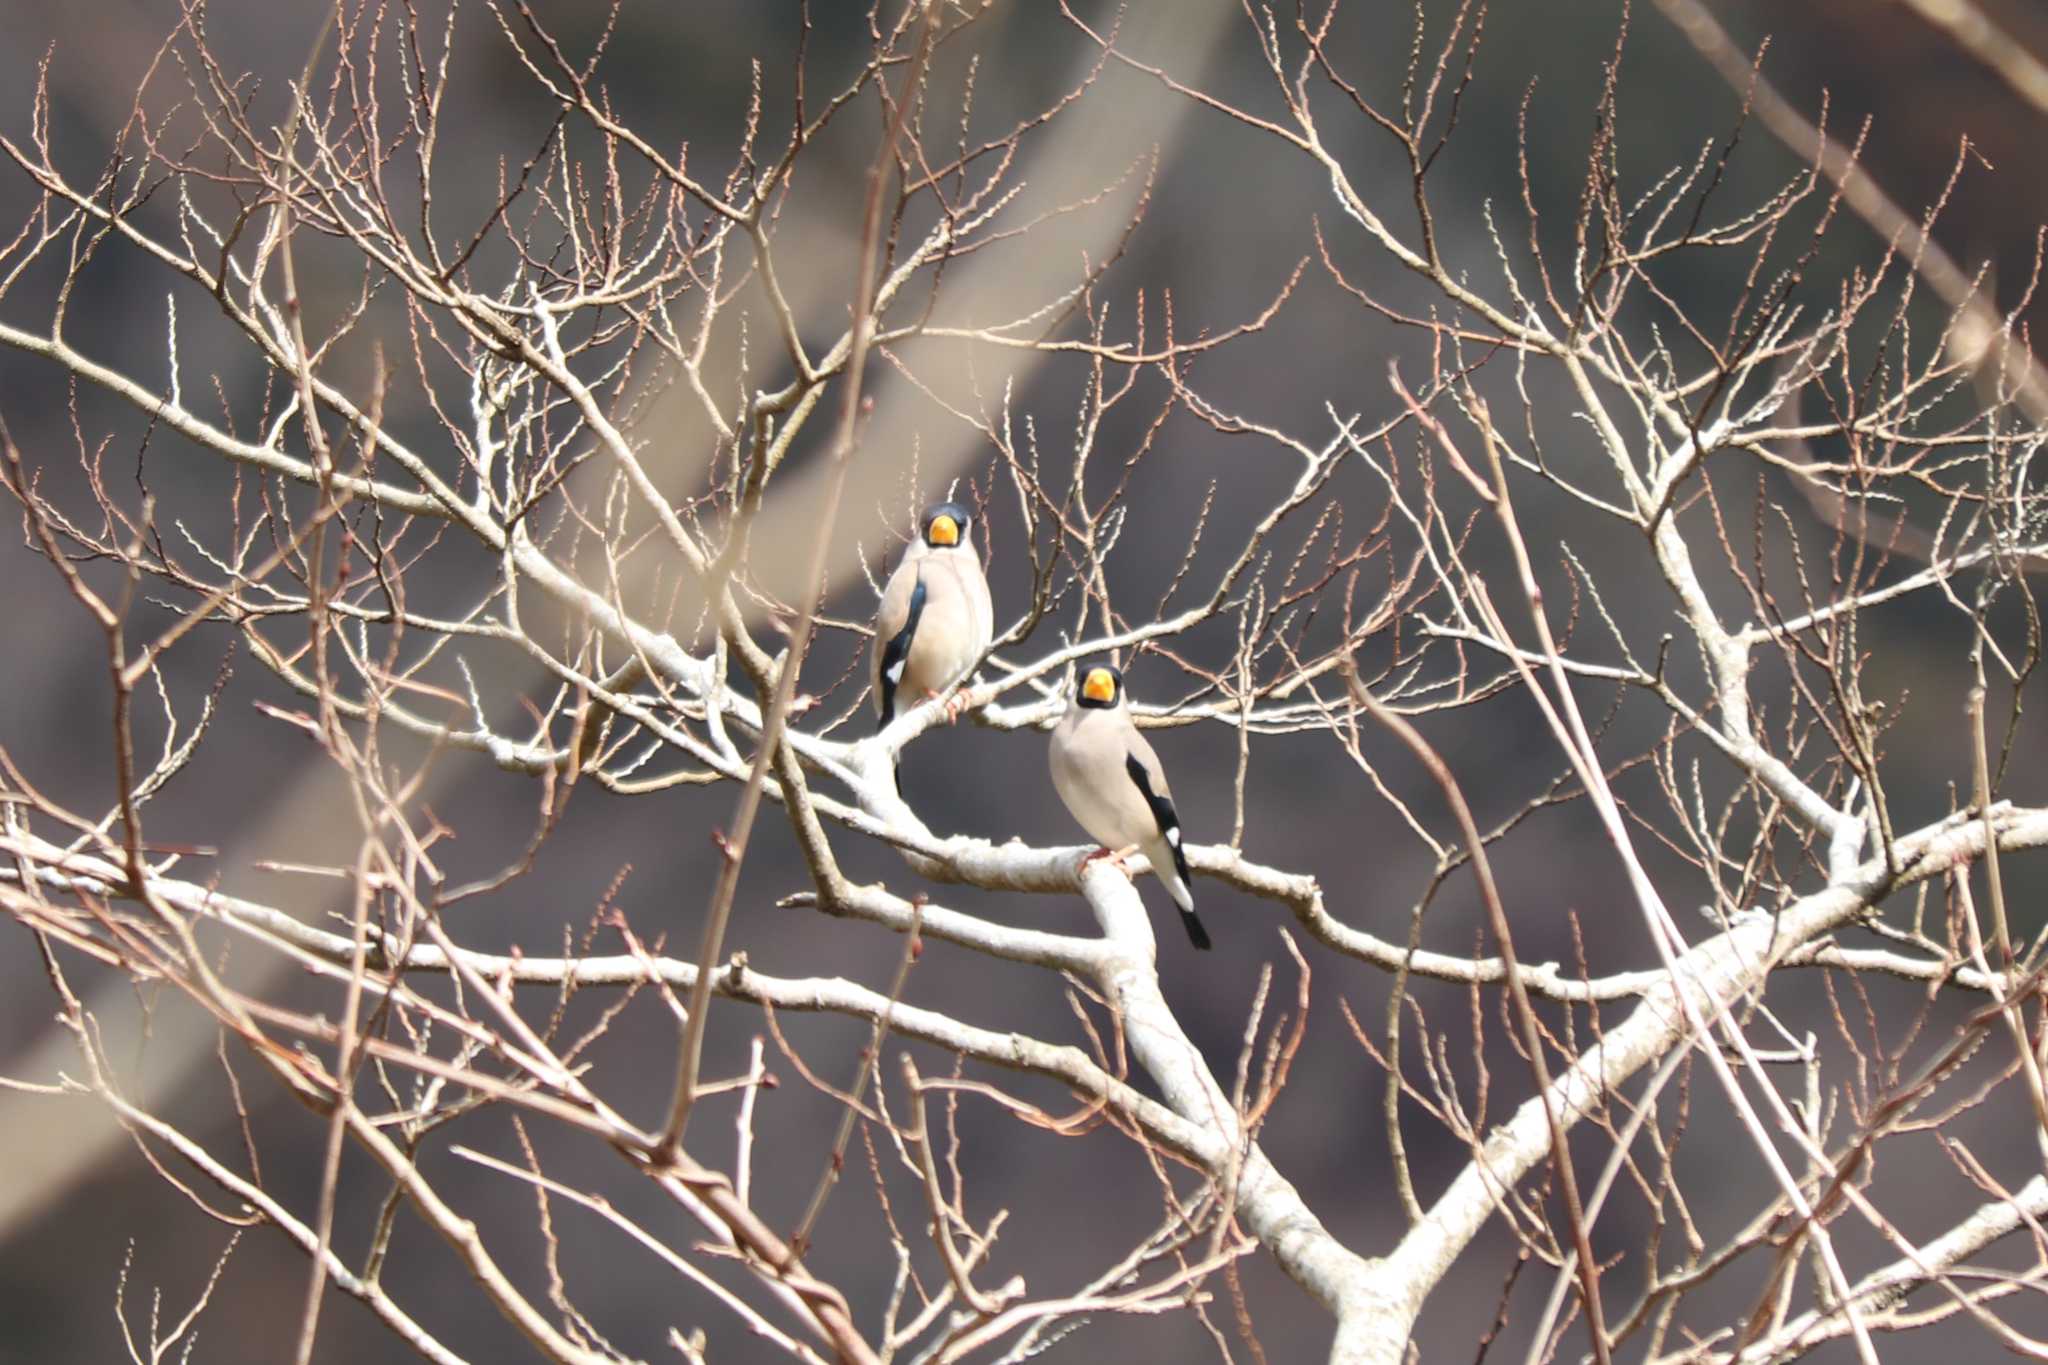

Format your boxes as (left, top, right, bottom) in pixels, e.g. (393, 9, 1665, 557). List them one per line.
(874, 575, 927, 729)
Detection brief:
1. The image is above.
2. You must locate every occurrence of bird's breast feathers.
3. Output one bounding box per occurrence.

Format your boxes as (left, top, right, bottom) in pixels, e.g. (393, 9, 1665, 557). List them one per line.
(908, 557, 988, 681)
(1050, 715, 1148, 849)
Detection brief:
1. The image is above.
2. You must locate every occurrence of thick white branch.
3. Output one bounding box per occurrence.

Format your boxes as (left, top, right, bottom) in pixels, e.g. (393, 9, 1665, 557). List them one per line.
(1719, 1174, 2048, 1363)
(1373, 804, 2048, 1358)
(1067, 860, 1392, 1357)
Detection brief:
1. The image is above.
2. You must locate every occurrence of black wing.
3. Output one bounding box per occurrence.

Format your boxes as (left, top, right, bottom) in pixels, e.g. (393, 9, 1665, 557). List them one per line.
(876, 575, 927, 730)
(1125, 753, 1210, 949)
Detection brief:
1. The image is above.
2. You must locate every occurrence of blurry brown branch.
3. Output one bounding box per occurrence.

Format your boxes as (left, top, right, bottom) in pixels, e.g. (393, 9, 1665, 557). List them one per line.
(1650, 0, 2048, 421)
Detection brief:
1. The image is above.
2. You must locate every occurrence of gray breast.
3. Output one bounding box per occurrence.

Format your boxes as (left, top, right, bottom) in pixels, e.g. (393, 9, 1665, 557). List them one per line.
(1049, 710, 1142, 850)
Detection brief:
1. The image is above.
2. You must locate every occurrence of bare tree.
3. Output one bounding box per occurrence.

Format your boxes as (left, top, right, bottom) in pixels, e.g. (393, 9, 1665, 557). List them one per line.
(3, 2, 2048, 1362)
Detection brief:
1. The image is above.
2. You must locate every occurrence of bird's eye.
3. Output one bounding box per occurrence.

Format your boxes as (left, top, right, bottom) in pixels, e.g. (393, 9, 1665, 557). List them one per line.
(927, 514, 960, 547)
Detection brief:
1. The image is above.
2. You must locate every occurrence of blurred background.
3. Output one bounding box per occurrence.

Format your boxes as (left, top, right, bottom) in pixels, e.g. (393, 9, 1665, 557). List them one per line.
(2, 1, 2046, 1360)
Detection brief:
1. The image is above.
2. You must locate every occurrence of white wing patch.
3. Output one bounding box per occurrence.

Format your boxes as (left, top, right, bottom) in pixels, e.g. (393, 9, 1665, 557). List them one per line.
(1166, 828, 1181, 847)
(886, 660, 906, 683)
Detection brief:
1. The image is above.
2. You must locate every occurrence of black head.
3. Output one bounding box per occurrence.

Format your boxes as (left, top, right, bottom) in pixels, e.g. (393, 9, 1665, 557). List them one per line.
(920, 501, 973, 550)
(1075, 660, 1123, 710)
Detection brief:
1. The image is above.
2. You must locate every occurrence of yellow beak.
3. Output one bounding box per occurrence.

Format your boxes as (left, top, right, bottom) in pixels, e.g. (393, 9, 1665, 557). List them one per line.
(1082, 669, 1116, 704)
(928, 514, 960, 547)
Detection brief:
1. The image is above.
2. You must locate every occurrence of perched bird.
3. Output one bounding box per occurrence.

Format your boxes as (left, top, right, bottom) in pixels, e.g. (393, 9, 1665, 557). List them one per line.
(1048, 661, 1211, 950)
(872, 500, 994, 730)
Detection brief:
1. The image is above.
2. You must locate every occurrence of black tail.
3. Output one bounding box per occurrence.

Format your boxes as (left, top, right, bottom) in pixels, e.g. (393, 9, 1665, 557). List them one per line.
(1163, 829, 1207, 949)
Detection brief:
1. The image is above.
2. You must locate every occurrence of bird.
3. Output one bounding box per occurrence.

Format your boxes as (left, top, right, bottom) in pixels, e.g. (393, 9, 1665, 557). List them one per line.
(871, 500, 994, 731)
(1048, 660, 1212, 950)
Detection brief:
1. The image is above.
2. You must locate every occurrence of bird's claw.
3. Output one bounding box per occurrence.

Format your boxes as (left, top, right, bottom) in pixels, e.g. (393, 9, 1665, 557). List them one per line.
(1079, 845, 1139, 877)
(920, 687, 974, 724)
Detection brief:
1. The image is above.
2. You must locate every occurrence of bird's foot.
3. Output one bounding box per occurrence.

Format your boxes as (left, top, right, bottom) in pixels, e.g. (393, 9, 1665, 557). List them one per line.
(939, 687, 977, 724)
(1079, 844, 1140, 877)
(917, 687, 963, 724)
